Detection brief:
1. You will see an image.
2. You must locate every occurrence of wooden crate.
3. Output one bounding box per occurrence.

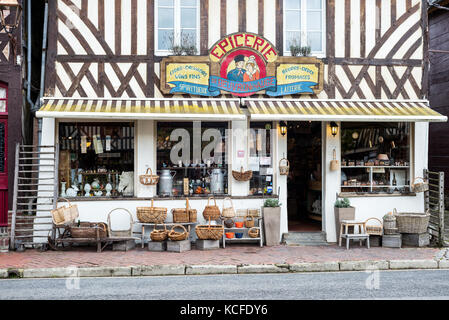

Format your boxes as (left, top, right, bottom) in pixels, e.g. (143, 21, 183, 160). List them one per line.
(382, 234, 401, 248)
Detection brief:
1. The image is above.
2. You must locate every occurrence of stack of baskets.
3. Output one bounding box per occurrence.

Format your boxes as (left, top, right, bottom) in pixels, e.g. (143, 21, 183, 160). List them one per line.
(383, 211, 398, 234)
(137, 199, 167, 223)
(172, 198, 197, 223)
(195, 217, 224, 240)
(150, 224, 168, 242)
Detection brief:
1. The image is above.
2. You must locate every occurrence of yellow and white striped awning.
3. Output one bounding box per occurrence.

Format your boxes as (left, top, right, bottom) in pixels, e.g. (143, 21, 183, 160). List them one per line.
(243, 99, 447, 122)
(37, 98, 245, 120)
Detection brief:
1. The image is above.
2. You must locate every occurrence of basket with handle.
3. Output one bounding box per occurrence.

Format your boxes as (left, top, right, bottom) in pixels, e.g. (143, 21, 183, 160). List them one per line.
(202, 196, 221, 221)
(411, 177, 429, 193)
(195, 217, 224, 240)
(248, 227, 260, 238)
(394, 208, 430, 234)
(51, 198, 79, 226)
(139, 168, 159, 186)
(247, 208, 260, 218)
(364, 217, 383, 236)
(136, 199, 167, 223)
(221, 197, 236, 218)
(150, 223, 168, 242)
(168, 224, 189, 241)
(232, 167, 253, 181)
(330, 149, 339, 171)
(172, 198, 197, 223)
(279, 158, 290, 176)
(244, 215, 255, 228)
(107, 208, 134, 238)
(383, 210, 398, 234)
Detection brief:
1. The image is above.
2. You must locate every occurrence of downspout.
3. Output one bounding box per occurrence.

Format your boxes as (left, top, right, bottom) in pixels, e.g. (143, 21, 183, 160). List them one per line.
(25, 0, 33, 111)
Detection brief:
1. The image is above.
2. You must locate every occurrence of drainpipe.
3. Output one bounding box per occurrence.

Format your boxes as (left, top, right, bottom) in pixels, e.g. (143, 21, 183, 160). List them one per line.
(36, 2, 48, 111)
(25, 0, 33, 111)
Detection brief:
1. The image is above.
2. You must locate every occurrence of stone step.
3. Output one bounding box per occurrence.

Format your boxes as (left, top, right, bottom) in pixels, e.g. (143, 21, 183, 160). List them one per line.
(282, 232, 328, 246)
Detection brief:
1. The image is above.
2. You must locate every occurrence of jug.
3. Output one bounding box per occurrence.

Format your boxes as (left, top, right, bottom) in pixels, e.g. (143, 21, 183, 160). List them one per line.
(210, 169, 225, 194)
(159, 169, 176, 196)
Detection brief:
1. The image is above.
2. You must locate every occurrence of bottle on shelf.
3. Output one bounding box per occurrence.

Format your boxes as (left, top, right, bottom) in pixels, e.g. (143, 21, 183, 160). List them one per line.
(392, 173, 397, 186)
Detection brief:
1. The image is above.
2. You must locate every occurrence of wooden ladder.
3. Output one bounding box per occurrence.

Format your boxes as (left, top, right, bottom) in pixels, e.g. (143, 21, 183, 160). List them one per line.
(10, 144, 59, 249)
(424, 169, 446, 247)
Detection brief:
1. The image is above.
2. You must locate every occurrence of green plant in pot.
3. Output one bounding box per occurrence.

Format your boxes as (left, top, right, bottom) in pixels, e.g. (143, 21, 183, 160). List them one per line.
(334, 197, 355, 240)
(263, 198, 282, 246)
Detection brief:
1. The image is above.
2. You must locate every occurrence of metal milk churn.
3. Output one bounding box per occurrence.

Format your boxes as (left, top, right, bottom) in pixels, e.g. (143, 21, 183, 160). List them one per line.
(210, 168, 225, 194)
(159, 169, 176, 196)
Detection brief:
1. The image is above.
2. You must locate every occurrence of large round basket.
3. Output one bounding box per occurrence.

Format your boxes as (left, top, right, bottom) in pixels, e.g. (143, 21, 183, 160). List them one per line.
(150, 224, 168, 242)
(168, 224, 189, 241)
(70, 222, 108, 239)
(195, 218, 224, 240)
(139, 168, 159, 185)
(394, 209, 430, 234)
(137, 199, 167, 223)
(202, 196, 221, 220)
(232, 167, 253, 181)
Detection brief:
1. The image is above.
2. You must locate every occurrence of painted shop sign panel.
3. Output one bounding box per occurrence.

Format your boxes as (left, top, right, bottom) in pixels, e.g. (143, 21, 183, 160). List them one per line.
(160, 32, 324, 97)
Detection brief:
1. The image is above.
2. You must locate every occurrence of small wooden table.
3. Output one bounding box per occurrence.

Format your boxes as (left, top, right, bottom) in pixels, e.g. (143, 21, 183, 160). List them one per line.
(135, 222, 196, 248)
(339, 220, 370, 250)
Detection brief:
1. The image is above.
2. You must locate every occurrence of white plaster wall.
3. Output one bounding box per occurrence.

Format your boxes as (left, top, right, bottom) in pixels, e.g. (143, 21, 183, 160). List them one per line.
(274, 122, 288, 238)
(135, 120, 156, 198)
(230, 120, 249, 196)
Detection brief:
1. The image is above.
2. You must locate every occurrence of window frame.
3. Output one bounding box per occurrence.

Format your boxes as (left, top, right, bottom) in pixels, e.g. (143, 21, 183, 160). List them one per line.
(283, 0, 326, 57)
(0, 82, 8, 114)
(155, 0, 201, 56)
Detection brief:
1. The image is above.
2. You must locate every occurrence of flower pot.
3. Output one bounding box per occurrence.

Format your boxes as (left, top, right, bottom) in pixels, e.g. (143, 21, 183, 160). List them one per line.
(334, 206, 355, 240)
(263, 206, 281, 246)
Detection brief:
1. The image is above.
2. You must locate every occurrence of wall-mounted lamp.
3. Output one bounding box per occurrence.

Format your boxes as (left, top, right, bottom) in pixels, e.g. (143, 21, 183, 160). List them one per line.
(330, 121, 338, 137)
(0, 0, 22, 34)
(280, 121, 287, 136)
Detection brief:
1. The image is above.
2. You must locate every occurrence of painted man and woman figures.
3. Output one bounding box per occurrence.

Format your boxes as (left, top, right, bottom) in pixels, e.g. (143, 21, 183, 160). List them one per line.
(226, 54, 260, 82)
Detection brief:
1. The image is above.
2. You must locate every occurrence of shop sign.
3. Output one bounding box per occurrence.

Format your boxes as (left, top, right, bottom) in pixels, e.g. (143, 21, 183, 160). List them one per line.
(160, 32, 324, 97)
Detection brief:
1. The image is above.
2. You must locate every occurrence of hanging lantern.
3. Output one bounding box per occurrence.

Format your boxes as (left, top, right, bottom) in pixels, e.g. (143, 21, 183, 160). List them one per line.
(280, 121, 287, 136)
(330, 121, 339, 137)
(0, 0, 22, 34)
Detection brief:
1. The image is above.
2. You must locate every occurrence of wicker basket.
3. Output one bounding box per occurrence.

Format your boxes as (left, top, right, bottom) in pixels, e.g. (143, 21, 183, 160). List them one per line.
(136, 199, 167, 223)
(168, 224, 189, 241)
(279, 158, 290, 176)
(222, 197, 236, 218)
(232, 167, 253, 181)
(195, 217, 224, 240)
(248, 227, 260, 238)
(150, 224, 168, 242)
(70, 222, 108, 239)
(139, 168, 159, 185)
(244, 215, 255, 228)
(107, 208, 134, 238)
(202, 196, 221, 220)
(411, 177, 429, 193)
(172, 198, 197, 223)
(364, 217, 383, 236)
(394, 208, 430, 234)
(247, 208, 260, 218)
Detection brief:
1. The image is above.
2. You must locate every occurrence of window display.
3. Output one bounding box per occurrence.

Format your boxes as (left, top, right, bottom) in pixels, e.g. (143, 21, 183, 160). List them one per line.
(340, 122, 411, 195)
(58, 122, 135, 198)
(249, 122, 274, 196)
(157, 121, 228, 197)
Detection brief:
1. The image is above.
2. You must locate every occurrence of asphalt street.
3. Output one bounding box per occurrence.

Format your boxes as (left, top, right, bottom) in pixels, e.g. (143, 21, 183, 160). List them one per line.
(0, 269, 448, 300)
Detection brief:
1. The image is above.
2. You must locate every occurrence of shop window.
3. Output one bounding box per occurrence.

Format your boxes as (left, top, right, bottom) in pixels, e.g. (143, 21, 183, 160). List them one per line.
(58, 122, 135, 198)
(249, 122, 274, 196)
(157, 121, 228, 197)
(284, 0, 325, 55)
(340, 122, 411, 195)
(0, 83, 7, 113)
(155, 0, 200, 55)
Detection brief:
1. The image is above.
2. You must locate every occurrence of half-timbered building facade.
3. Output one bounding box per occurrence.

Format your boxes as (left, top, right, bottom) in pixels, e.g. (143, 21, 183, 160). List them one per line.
(34, 0, 447, 244)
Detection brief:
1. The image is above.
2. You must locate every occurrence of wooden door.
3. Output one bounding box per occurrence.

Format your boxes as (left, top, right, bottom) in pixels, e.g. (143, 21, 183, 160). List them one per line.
(0, 84, 7, 226)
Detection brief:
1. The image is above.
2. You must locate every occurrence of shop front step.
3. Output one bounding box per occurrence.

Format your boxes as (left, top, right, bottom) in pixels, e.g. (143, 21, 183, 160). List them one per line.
(282, 232, 328, 246)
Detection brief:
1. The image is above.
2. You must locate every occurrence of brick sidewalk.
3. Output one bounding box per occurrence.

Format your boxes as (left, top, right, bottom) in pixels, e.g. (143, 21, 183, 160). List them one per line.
(0, 244, 441, 269)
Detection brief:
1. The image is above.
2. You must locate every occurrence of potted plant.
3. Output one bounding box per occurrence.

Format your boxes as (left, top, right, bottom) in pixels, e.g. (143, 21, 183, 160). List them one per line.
(263, 199, 282, 246)
(334, 198, 355, 240)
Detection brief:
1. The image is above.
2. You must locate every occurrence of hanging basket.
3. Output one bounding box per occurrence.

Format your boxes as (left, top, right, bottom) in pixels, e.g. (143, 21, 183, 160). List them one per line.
(136, 199, 167, 223)
(150, 224, 168, 242)
(195, 217, 224, 240)
(411, 177, 429, 193)
(139, 168, 159, 186)
(232, 167, 253, 181)
(168, 224, 189, 241)
(330, 149, 339, 171)
(202, 196, 221, 221)
(279, 158, 290, 176)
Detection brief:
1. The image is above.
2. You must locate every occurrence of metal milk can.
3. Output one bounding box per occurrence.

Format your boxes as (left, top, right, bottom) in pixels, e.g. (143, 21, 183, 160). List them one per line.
(159, 169, 176, 196)
(210, 168, 225, 194)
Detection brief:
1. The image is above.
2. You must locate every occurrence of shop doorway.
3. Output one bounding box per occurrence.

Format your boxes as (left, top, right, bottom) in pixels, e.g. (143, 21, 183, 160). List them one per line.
(287, 121, 322, 232)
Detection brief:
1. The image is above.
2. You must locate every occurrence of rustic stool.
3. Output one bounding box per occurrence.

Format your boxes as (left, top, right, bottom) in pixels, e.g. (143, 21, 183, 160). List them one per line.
(339, 220, 370, 250)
